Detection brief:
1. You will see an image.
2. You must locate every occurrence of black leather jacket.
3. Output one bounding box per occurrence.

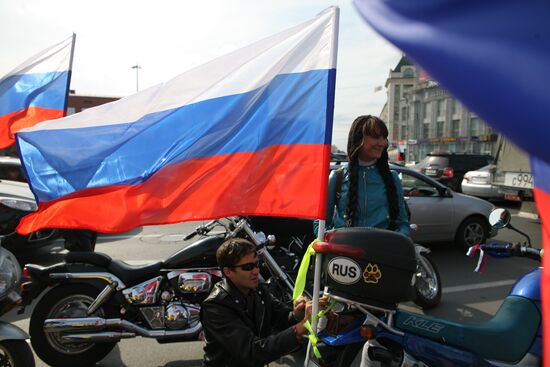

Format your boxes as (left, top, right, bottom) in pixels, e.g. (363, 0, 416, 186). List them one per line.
(201, 279, 300, 367)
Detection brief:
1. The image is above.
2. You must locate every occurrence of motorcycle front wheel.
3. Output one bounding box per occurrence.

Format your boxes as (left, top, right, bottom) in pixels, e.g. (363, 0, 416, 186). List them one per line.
(0, 340, 35, 367)
(30, 284, 117, 367)
(414, 252, 442, 309)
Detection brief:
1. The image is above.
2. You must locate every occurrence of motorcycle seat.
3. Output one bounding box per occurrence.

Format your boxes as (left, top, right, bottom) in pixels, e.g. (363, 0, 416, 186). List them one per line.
(396, 295, 540, 363)
(65, 251, 112, 268)
(108, 260, 163, 286)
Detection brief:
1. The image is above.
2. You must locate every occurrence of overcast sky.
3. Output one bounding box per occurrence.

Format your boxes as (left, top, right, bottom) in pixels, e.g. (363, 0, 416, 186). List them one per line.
(0, 0, 402, 150)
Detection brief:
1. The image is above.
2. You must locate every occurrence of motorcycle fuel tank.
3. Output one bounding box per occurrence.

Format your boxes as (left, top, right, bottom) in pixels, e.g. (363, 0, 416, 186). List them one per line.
(164, 236, 225, 269)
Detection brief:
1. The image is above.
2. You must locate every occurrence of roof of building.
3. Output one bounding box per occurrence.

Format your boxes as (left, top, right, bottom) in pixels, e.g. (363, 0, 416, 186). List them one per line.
(392, 55, 414, 72)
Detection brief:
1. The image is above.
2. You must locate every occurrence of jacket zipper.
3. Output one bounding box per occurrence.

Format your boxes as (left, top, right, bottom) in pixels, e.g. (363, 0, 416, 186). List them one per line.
(363, 171, 367, 226)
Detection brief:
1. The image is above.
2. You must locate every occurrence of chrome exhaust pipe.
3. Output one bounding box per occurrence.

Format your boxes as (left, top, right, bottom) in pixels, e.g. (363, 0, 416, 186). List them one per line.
(62, 331, 136, 342)
(44, 317, 203, 340)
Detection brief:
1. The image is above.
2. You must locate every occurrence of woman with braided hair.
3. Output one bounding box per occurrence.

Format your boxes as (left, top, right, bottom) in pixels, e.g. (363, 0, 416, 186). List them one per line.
(319, 115, 410, 235)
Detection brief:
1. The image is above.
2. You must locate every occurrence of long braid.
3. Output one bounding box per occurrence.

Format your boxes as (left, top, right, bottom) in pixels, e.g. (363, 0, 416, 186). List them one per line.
(345, 116, 369, 227)
(376, 149, 399, 230)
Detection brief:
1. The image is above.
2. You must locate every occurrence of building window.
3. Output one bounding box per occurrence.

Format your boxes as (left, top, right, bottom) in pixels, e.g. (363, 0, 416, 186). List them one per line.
(452, 99, 459, 115)
(452, 119, 460, 137)
(436, 121, 444, 137)
(67, 107, 76, 115)
(394, 85, 401, 100)
(437, 99, 445, 117)
(403, 68, 414, 78)
(423, 101, 431, 121)
(423, 123, 430, 138)
(393, 84, 401, 122)
(401, 106, 408, 121)
(470, 117, 479, 136)
(401, 125, 407, 140)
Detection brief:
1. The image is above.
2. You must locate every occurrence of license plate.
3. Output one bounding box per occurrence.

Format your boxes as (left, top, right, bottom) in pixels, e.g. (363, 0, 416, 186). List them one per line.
(472, 177, 488, 184)
(504, 172, 534, 189)
(425, 169, 437, 176)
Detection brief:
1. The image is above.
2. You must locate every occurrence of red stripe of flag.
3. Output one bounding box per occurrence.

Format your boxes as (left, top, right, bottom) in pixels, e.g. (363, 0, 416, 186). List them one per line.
(0, 107, 64, 149)
(17, 144, 330, 234)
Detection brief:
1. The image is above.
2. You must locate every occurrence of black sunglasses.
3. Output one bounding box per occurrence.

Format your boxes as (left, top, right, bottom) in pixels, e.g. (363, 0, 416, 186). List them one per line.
(231, 260, 260, 271)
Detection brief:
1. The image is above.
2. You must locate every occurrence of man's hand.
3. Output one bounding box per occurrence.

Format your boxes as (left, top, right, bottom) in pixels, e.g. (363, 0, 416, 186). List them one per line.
(293, 296, 330, 337)
(292, 296, 308, 321)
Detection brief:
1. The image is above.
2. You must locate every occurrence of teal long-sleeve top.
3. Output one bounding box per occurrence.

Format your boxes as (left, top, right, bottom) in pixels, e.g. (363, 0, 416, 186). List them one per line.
(316, 164, 410, 236)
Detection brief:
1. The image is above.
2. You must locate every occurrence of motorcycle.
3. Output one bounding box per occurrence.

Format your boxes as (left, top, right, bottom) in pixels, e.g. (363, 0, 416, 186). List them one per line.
(310, 207, 541, 366)
(249, 216, 442, 309)
(0, 240, 35, 367)
(18, 216, 296, 366)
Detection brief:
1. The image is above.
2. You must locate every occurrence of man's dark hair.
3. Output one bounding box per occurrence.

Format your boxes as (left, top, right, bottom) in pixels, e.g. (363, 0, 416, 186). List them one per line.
(216, 238, 257, 269)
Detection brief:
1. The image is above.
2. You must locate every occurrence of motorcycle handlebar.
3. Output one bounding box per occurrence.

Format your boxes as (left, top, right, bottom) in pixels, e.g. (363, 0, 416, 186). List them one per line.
(480, 243, 542, 262)
(183, 219, 222, 241)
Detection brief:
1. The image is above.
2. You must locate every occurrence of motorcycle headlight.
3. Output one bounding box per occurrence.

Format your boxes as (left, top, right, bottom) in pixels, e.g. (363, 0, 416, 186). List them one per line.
(0, 199, 37, 212)
(0, 247, 22, 298)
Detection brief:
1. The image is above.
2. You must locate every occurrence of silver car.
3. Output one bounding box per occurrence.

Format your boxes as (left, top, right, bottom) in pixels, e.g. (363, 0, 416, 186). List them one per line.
(392, 164, 497, 248)
(461, 164, 503, 200)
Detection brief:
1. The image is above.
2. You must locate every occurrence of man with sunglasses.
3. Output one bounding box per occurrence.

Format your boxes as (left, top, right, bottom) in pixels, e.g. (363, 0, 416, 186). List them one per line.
(201, 238, 314, 367)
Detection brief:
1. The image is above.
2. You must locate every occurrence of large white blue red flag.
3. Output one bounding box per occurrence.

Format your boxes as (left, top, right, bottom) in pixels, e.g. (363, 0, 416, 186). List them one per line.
(0, 35, 75, 149)
(16, 7, 339, 234)
(354, 0, 550, 361)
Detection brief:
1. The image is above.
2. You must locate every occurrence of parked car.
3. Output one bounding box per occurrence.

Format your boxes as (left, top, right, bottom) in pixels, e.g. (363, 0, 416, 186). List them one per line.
(0, 156, 27, 182)
(461, 164, 503, 200)
(414, 152, 493, 192)
(0, 157, 96, 256)
(392, 164, 496, 248)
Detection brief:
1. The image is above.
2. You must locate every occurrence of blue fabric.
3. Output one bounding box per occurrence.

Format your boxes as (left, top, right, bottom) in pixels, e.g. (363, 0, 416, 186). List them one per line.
(322, 165, 410, 236)
(0, 72, 69, 115)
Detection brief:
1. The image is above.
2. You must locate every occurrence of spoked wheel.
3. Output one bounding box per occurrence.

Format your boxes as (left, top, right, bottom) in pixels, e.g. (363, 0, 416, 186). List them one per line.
(0, 340, 35, 367)
(414, 252, 442, 309)
(30, 284, 117, 367)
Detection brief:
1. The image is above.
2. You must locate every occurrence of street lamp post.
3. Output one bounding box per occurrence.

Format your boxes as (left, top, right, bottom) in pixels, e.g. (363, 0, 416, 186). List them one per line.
(131, 64, 141, 92)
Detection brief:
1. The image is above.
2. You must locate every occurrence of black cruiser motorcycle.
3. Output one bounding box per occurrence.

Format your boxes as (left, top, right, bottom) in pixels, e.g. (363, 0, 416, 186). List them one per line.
(19, 216, 296, 366)
(0, 242, 35, 366)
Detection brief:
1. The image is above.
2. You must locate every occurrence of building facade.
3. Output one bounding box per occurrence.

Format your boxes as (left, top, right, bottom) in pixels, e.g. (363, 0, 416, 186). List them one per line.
(384, 56, 498, 163)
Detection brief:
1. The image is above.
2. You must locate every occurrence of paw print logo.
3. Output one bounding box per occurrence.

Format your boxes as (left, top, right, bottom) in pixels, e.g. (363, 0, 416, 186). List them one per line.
(363, 263, 382, 284)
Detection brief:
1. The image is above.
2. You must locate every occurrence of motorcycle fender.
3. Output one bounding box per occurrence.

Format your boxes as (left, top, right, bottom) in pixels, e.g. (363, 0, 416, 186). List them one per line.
(0, 321, 29, 341)
(414, 244, 430, 256)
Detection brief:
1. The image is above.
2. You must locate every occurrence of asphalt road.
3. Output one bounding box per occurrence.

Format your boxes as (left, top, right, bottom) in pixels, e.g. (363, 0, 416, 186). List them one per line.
(5, 201, 541, 366)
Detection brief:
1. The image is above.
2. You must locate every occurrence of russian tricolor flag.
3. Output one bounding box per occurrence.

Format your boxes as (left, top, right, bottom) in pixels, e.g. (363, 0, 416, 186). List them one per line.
(16, 7, 339, 234)
(0, 35, 74, 149)
(353, 0, 550, 362)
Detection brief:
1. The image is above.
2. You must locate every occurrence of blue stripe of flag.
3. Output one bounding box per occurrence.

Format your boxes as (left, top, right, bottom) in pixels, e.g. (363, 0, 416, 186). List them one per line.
(0, 72, 69, 116)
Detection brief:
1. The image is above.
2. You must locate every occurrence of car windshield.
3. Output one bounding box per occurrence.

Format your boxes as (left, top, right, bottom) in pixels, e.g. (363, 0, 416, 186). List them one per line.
(423, 156, 449, 167)
(476, 164, 494, 172)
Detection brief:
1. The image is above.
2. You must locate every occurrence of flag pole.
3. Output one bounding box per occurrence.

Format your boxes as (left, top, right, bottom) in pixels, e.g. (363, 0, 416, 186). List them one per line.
(62, 33, 76, 116)
(307, 6, 339, 366)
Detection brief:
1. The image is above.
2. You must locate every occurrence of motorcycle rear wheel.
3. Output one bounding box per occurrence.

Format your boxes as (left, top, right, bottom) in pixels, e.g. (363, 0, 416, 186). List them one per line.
(30, 284, 117, 367)
(414, 252, 442, 309)
(0, 340, 35, 367)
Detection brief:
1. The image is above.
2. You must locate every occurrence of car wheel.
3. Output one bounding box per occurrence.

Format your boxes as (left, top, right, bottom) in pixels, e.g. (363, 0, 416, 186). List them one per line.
(455, 216, 487, 249)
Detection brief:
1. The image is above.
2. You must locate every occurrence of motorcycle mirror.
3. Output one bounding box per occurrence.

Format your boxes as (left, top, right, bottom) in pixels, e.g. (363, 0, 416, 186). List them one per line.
(489, 208, 511, 229)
